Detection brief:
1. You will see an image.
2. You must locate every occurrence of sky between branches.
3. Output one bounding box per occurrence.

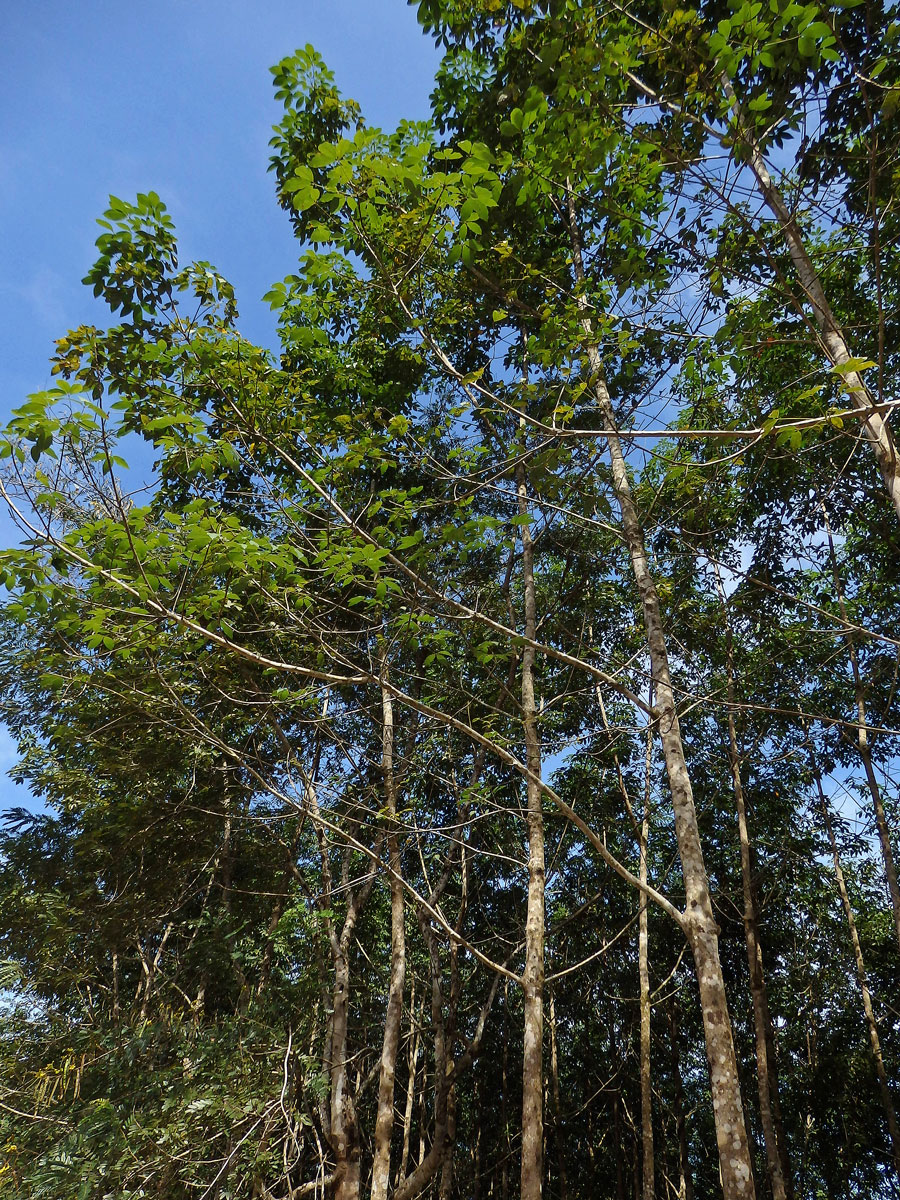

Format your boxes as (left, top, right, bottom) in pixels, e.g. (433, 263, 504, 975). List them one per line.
(0, 0, 440, 807)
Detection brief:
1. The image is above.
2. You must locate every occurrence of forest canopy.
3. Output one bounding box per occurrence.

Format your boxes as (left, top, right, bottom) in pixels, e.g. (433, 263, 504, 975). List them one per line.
(1, 2, 900, 1198)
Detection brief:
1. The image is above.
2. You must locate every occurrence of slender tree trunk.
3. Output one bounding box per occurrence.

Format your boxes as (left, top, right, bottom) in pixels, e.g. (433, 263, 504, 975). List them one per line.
(549, 990, 568, 1200)
(417, 1062, 427, 1169)
(371, 675, 407, 1200)
(813, 767, 900, 1178)
(821, 507, 900, 954)
(722, 77, 900, 521)
(720, 631, 791, 1200)
(566, 185, 755, 1200)
(516, 439, 546, 1200)
(330, 947, 361, 1200)
(857, 732, 900, 954)
(440, 815, 472, 1200)
(399, 987, 420, 1188)
(393, 907, 451, 1200)
(502, 981, 510, 1200)
(439, 1089, 457, 1200)
(326, 839, 377, 1200)
(639, 719, 655, 1200)
(615, 1092, 627, 1200)
(667, 1005, 694, 1200)
(473, 1068, 485, 1200)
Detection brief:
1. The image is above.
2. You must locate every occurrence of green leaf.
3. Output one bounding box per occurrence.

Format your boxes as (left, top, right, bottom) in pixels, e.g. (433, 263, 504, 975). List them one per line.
(831, 358, 876, 375)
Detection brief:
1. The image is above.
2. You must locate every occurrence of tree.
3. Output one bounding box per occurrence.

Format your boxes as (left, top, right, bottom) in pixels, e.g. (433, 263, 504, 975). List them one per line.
(2, 6, 900, 1199)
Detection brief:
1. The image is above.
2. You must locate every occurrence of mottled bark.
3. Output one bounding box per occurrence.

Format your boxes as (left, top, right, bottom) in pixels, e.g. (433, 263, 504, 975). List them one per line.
(371, 677, 406, 1200)
(330, 946, 361, 1200)
(516, 446, 545, 1200)
(639, 721, 655, 1200)
(392, 834, 499, 1200)
(392, 912, 449, 1200)
(566, 186, 755, 1200)
(325, 836, 377, 1200)
(502, 982, 511, 1200)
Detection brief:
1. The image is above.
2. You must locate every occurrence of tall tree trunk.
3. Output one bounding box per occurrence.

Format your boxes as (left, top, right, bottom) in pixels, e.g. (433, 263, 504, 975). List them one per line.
(821, 506, 900, 954)
(371, 674, 407, 1200)
(517, 432, 546, 1200)
(639, 718, 655, 1200)
(722, 77, 900, 522)
(719, 625, 791, 1200)
(813, 765, 900, 1178)
(393, 902, 451, 1200)
(565, 185, 756, 1200)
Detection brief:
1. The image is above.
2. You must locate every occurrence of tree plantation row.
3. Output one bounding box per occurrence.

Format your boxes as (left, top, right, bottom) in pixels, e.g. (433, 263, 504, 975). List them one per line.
(1, 1, 899, 1197)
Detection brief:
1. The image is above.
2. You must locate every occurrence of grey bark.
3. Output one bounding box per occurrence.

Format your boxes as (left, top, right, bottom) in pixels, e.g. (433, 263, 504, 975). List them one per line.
(516, 437, 546, 1200)
(316, 794, 377, 1200)
(639, 720, 655, 1200)
(371, 676, 406, 1200)
(713, 587, 792, 1200)
(566, 184, 756, 1200)
(724, 76, 900, 522)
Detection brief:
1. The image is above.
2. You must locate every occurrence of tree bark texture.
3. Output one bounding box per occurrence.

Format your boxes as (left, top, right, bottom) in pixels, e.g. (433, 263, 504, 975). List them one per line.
(516, 447, 546, 1200)
(639, 720, 655, 1200)
(724, 75, 900, 522)
(325, 839, 377, 1200)
(566, 184, 756, 1200)
(371, 677, 407, 1200)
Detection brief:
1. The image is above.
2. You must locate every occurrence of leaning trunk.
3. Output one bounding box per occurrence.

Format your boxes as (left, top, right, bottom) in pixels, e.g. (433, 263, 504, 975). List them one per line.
(566, 185, 756, 1200)
(724, 77, 900, 521)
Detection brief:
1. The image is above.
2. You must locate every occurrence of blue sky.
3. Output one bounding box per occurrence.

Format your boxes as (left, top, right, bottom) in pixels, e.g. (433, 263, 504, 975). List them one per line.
(0, 1, 441, 808)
